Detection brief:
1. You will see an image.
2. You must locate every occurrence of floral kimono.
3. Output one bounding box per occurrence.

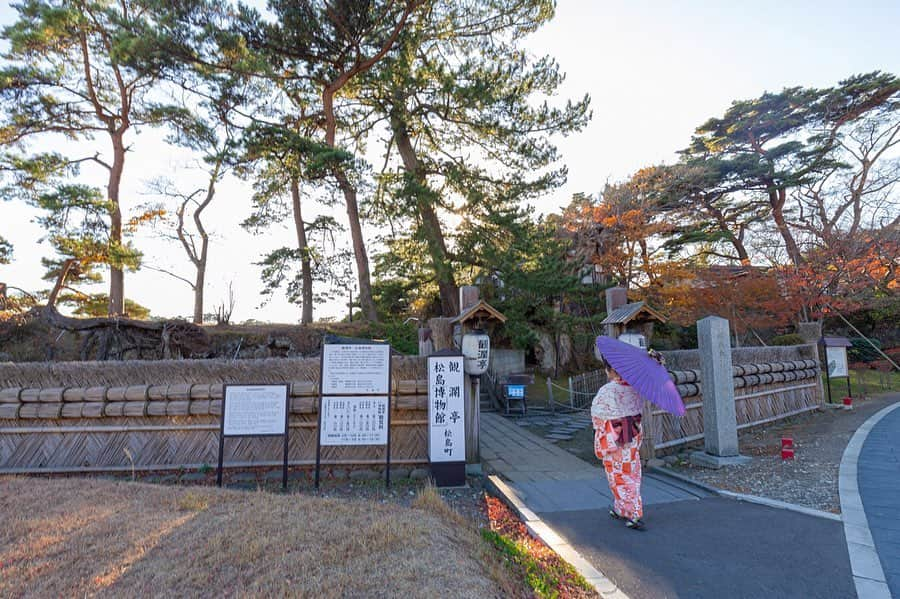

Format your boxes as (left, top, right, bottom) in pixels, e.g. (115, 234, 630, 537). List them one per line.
(591, 380, 644, 520)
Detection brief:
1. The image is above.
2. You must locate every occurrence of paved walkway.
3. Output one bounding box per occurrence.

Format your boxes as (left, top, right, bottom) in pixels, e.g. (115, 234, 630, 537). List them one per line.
(857, 402, 900, 597)
(482, 412, 855, 599)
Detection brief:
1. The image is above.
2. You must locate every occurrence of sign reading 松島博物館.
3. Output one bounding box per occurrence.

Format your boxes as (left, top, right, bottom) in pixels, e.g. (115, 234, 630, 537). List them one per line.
(428, 353, 466, 486)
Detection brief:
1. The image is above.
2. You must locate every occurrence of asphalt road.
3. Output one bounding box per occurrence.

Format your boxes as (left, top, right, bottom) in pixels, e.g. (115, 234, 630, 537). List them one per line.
(858, 404, 900, 596)
(539, 496, 855, 599)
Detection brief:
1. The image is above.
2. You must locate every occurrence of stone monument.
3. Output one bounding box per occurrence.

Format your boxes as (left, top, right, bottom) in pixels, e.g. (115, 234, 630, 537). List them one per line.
(691, 316, 751, 468)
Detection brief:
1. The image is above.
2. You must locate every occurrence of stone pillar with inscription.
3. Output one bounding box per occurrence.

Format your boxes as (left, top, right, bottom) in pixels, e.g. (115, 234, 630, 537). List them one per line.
(690, 316, 751, 468)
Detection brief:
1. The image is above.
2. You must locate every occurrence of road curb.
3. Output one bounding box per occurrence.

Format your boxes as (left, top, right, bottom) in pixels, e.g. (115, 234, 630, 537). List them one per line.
(838, 401, 900, 599)
(485, 474, 630, 599)
(648, 465, 842, 522)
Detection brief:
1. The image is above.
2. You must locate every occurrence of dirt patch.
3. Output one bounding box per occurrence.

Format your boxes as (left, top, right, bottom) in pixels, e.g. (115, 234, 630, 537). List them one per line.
(667, 393, 900, 512)
(0, 476, 521, 598)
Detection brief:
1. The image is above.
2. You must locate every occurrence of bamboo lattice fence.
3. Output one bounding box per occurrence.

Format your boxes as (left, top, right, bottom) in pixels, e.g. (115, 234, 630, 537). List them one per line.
(566, 345, 824, 456)
(0, 357, 430, 473)
(648, 359, 822, 451)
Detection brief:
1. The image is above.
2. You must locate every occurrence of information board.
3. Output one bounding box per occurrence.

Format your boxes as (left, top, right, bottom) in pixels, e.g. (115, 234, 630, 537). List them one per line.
(217, 384, 290, 489)
(826, 346, 849, 378)
(223, 384, 289, 436)
(506, 385, 525, 399)
(320, 396, 389, 446)
(428, 354, 465, 463)
(321, 344, 391, 395)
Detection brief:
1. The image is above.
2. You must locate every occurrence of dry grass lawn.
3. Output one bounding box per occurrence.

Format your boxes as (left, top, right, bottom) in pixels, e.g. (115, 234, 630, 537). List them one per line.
(0, 477, 524, 598)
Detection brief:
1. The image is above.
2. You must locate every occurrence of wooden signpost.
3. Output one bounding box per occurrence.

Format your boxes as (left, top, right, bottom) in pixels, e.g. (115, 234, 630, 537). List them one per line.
(428, 351, 466, 487)
(316, 343, 392, 488)
(216, 384, 290, 489)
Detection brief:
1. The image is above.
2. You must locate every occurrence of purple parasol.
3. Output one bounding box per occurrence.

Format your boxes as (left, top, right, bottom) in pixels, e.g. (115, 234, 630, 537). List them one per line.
(595, 335, 685, 416)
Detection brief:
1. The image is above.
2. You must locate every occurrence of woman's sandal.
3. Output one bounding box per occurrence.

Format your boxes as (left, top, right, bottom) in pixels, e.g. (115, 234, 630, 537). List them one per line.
(625, 517, 646, 531)
(608, 508, 623, 520)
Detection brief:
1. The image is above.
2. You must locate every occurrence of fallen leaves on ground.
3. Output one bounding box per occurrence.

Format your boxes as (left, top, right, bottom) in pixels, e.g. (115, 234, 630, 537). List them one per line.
(484, 495, 598, 599)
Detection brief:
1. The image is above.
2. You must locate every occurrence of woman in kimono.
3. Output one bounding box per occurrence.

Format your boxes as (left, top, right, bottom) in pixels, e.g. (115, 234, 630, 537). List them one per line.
(591, 359, 646, 530)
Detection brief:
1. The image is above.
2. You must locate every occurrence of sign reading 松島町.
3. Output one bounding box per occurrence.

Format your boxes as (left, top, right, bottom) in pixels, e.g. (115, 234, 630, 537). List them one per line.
(320, 396, 389, 446)
(321, 344, 391, 395)
(428, 354, 465, 463)
(222, 384, 289, 436)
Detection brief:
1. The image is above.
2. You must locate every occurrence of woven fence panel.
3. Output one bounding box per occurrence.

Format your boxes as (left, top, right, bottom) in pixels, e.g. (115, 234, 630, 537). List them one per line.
(569, 353, 823, 452)
(0, 357, 430, 472)
(650, 365, 823, 451)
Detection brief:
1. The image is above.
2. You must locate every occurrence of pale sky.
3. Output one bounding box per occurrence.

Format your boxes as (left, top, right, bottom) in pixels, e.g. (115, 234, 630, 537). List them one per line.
(2, 0, 899, 323)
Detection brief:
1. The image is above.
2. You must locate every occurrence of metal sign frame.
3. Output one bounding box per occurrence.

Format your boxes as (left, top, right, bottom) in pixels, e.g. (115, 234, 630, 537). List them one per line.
(315, 343, 393, 489)
(821, 337, 853, 403)
(216, 383, 290, 490)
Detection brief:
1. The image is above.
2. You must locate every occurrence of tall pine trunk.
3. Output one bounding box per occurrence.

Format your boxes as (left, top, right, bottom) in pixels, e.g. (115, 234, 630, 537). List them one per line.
(390, 114, 458, 316)
(769, 188, 803, 267)
(193, 265, 205, 324)
(291, 176, 314, 324)
(107, 131, 126, 316)
(334, 169, 378, 322)
(323, 87, 378, 322)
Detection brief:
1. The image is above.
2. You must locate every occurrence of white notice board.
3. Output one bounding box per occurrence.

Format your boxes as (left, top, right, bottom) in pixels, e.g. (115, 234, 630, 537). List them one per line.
(223, 385, 288, 436)
(321, 344, 391, 395)
(320, 396, 389, 446)
(826, 346, 849, 378)
(428, 355, 465, 462)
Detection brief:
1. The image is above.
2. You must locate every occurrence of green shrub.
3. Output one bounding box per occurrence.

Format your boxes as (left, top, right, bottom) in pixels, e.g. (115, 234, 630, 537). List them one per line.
(770, 333, 806, 346)
(849, 337, 882, 363)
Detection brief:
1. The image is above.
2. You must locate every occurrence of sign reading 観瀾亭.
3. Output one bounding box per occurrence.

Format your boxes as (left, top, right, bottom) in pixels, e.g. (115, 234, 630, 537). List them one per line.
(826, 346, 849, 378)
(222, 384, 288, 436)
(320, 396, 389, 446)
(321, 344, 391, 395)
(428, 354, 465, 462)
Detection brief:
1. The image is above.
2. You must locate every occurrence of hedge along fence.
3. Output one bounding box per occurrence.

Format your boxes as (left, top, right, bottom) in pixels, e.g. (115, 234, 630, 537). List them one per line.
(0, 357, 429, 474)
(568, 344, 824, 456)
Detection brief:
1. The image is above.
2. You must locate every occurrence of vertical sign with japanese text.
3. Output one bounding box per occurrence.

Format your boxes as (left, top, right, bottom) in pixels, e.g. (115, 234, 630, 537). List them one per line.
(428, 354, 465, 463)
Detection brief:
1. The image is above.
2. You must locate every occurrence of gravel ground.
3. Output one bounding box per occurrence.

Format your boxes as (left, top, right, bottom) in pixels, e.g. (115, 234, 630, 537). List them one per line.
(666, 393, 900, 513)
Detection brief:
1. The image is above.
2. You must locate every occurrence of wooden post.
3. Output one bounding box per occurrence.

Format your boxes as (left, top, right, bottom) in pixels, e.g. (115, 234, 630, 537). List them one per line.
(427, 317, 455, 352)
(546, 377, 555, 413)
(568, 376, 574, 409)
(639, 400, 655, 461)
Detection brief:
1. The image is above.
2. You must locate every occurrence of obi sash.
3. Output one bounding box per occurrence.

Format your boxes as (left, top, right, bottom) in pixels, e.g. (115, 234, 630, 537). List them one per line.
(609, 414, 642, 447)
